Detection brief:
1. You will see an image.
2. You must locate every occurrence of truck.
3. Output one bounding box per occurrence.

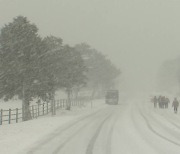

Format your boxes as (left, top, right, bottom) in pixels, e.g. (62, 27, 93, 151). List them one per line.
(105, 90, 119, 105)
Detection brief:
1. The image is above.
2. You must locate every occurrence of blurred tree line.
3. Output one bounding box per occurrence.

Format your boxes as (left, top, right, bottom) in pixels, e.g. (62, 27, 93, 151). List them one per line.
(157, 58, 180, 95)
(0, 16, 120, 120)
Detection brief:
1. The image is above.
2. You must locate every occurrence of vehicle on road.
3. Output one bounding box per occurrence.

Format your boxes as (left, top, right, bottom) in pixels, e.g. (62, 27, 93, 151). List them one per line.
(105, 90, 119, 105)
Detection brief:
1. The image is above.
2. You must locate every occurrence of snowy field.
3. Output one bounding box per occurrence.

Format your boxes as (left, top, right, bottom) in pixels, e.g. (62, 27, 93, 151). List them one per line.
(1, 97, 180, 154)
(0, 99, 105, 154)
(0, 90, 68, 110)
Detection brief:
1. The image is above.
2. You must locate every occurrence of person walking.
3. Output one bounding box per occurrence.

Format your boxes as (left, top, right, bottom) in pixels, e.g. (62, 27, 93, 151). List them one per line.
(158, 96, 162, 108)
(161, 96, 164, 108)
(161, 96, 166, 109)
(165, 97, 170, 108)
(153, 96, 158, 108)
(172, 98, 179, 113)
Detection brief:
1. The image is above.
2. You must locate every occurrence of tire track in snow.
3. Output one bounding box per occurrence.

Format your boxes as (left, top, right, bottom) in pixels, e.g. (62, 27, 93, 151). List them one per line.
(162, 117, 180, 130)
(139, 109, 180, 147)
(85, 113, 113, 154)
(141, 102, 180, 137)
(130, 103, 162, 154)
(52, 109, 114, 154)
(152, 108, 180, 130)
(105, 116, 118, 154)
(27, 108, 105, 154)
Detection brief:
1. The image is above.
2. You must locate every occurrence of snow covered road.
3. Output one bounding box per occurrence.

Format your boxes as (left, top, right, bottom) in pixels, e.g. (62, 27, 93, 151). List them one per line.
(26, 106, 119, 154)
(2, 98, 180, 154)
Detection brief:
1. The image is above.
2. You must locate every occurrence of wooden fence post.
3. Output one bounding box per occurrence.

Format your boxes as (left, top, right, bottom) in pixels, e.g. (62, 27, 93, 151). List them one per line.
(58, 100, 60, 109)
(9, 109, 11, 124)
(43, 103, 45, 115)
(60, 100, 62, 108)
(16, 108, 18, 123)
(62, 100, 64, 108)
(66, 99, 68, 108)
(32, 106, 34, 119)
(47, 102, 48, 114)
(38, 104, 40, 117)
(51, 100, 54, 115)
(51, 100, 56, 115)
(36, 106, 38, 118)
(54, 100, 56, 115)
(0, 109, 3, 125)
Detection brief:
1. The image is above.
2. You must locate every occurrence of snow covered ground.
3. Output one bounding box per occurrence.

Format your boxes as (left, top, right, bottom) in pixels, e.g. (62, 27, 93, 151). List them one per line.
(1, 97, 180, 154)
(0, 99, 105, 154)
(0, 99, 22, 109)
(0, 90, 68, 110)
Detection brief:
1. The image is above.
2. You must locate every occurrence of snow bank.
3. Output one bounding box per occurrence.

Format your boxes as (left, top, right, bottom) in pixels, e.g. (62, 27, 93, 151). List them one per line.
(0, 99, 105, 154)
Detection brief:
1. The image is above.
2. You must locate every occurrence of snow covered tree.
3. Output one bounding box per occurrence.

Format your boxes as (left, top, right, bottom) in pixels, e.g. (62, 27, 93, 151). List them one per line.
(59, 45, 87, 109)
(41, 37, 87, 110)
(75, 43, 120, 98)
(0, 16, 45, 121)
(43, 43, 86, 109)
(43, 35, 63, 51)
(37, 36, 64, 102)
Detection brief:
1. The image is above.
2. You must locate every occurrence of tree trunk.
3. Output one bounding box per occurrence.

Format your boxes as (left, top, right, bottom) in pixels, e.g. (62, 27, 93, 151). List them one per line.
(51, 93, 56, 115)
(22, 82, 32, 121)
(66, 89, 71, 110)
(22, 99, 32, 121)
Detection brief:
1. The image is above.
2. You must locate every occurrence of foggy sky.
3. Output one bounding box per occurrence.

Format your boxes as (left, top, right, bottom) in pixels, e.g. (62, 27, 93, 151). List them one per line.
(1, 0, 180, 94)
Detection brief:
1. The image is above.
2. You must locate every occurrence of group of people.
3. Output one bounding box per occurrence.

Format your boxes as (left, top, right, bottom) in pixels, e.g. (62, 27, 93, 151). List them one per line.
(152, 96, 179, 113)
